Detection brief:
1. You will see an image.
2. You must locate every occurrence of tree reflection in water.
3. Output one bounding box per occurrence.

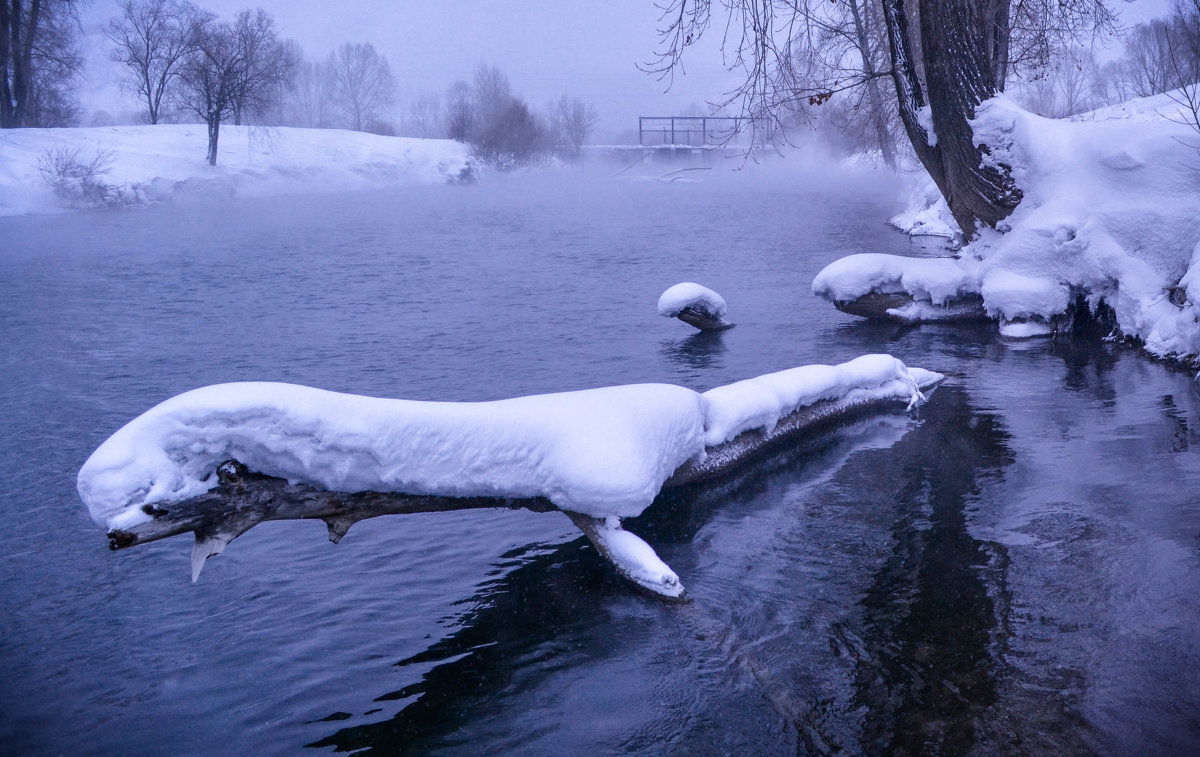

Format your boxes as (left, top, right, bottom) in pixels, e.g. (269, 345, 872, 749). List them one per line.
(840, 384, 1014, 754)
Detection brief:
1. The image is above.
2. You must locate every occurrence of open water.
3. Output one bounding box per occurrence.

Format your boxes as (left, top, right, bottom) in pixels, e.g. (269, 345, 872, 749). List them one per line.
(2, 164, 1199, 755)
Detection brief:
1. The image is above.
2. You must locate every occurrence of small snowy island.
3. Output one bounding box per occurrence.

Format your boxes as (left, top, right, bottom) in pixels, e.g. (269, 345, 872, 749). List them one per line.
(79, 355, 941, 598)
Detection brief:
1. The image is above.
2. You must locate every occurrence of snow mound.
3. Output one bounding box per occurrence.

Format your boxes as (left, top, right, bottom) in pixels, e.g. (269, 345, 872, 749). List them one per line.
(78, 356, 940, 531)
(817, 92, 1200, 362)
(657, 282, 728, 318)
(0, 125, 473, 216)
(889, 176, 958, 239)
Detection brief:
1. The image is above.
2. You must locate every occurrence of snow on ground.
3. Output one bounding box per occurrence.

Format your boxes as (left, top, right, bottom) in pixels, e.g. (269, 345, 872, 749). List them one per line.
(889, 172, 959, 240)
(0, 124, 473, 216)
(78, 355, 939, 532)
(817, 90, 1200, 363)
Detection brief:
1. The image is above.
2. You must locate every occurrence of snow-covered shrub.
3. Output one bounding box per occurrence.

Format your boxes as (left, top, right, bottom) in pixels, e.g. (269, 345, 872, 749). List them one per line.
(36, 146, 129, 209)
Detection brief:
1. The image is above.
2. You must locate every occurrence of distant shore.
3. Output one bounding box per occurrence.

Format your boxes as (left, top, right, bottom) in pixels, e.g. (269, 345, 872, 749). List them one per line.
(0, 124, 473, 217)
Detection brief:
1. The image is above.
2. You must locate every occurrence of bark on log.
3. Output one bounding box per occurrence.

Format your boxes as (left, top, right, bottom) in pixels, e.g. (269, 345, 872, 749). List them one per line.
(675, 304, 734, 331)
(832, 292, 987, 324)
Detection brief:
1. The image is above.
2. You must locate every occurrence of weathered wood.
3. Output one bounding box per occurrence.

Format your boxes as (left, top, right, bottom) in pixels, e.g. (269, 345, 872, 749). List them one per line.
(675, 304, 734, 331)
(833, 291, 986, 324)
(832, 291, 915, 319)
(109, 460, 557, 554)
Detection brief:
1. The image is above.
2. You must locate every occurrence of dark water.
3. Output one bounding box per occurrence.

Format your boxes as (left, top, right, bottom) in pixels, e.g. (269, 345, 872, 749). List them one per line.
(2, 165, 1199, 756)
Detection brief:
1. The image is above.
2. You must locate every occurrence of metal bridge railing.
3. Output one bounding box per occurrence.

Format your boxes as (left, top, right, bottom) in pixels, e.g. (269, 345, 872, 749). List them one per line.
(638, 116, 744, 146)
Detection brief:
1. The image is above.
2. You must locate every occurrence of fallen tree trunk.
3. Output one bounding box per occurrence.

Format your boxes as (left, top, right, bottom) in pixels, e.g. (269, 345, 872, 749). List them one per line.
(104, 381, 941, 599)
(831, 291, 987, 324)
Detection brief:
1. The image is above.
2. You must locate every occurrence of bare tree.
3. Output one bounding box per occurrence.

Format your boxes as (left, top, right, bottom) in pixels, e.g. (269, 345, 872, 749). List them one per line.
(400, 92, 442, 138)
(444, 79, 473, 141)
(327, 41, 395, 132)
(1, 0, 83, 128)
(227, 9, 294, 126)
(1102, 2, 1200, 119)
(465, 64, 546, 166)
(1166, 0, 1200, 137)
(1020, 46, 1097, 117)
(546, 94, 598, 160)
(1092, 59, 1132, 107)
(1125, 20, 1184, 97)
(176, 8, 292, 165)
(646, 0, 1118, 238)
(281, 56, 332, 128)
(106, 0, 207, 125)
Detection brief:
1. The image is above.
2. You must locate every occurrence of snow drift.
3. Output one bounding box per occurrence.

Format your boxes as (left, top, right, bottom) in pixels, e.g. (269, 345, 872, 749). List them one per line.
(0, 124, 473, 216)
(817, 92, 1200, 362)
(79, 355, 939, 533)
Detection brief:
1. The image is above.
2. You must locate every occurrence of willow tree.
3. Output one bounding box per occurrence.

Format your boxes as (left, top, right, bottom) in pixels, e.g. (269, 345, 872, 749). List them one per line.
(647, 0, 1117, 237)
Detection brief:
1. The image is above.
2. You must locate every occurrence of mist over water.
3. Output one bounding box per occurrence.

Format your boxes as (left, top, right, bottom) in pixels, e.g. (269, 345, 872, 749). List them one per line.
(2, 163, 1198, 755)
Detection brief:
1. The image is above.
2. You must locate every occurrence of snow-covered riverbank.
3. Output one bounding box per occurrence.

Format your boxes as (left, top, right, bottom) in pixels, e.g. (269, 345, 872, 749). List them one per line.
(827, 90, 1200, 364)
(0, 124, 473, 216)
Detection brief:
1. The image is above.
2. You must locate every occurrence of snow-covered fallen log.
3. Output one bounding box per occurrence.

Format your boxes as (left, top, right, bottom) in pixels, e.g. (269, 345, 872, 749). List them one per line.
(657, 282, 734, 331)
(79, 355, 942, 599)
(812, 253, 987, 325)
(814, 93, 1200, 358)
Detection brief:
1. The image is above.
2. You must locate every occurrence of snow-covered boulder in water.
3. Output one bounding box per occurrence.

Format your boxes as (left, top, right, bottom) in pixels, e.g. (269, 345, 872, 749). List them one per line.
(658, 282, 734, 330)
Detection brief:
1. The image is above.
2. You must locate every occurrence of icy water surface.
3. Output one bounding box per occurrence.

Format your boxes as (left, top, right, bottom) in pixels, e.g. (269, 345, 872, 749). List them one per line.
(2, 166, 1199, 755)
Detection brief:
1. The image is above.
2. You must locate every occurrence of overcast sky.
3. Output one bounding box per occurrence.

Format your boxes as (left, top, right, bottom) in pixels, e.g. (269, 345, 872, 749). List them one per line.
(79, 0, 1177, 140)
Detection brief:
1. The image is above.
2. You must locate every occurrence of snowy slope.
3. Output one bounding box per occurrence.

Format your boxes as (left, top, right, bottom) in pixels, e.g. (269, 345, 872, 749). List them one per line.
(818, 91, 1200, 362)
(0, 124, 473, 216)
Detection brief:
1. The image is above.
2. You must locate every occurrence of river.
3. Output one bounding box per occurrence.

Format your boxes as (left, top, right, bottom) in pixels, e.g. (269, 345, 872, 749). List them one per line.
(2, 165, 1198, 755)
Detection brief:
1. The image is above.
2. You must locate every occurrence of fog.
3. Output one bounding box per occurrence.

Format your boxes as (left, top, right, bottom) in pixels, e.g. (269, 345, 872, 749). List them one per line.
(78, 0, 1174, 142)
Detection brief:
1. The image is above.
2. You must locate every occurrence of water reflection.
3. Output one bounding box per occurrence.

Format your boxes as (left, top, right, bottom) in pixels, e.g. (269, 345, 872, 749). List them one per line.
(306, 541, 622, 754)
(307, 413, 928, 755)
(659, 330, 728, 374)
(842, 385, 1014, 753)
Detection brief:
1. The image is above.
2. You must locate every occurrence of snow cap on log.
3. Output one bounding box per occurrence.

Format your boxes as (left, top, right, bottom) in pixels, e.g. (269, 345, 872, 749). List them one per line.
(657, 282, 732, 330)
(77, 382, 708, 531)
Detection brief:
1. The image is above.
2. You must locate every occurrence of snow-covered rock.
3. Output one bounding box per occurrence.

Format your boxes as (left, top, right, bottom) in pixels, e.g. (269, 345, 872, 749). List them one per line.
(0, 124, 473, 216)
(816, 91, 1200, 363)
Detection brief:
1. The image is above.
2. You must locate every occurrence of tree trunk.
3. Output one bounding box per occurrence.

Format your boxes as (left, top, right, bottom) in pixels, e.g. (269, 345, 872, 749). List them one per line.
(0, 1, 12, 127)
(206, 112, 220, 165)
(881, 0, 1022, 238)
(850, 0, 897, 169)
(11, 0, 39, 128)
